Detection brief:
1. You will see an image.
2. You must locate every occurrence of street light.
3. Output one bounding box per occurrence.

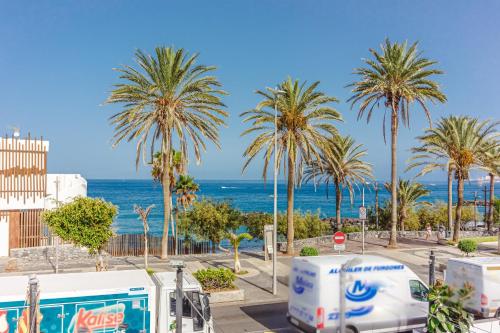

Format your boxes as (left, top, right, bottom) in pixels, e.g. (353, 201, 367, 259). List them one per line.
(170, 260, 185, 333)
(268, 86, 285, 296)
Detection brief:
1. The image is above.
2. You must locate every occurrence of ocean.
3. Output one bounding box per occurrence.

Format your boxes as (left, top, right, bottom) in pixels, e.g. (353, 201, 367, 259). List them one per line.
(87, 179, 499, 236)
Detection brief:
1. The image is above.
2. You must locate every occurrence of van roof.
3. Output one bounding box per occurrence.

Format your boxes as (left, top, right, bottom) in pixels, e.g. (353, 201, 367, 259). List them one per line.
(0, 270, 154, 301)
(293, 254, 402, 267)
(153, 271, 201, 290)
(448, 257, 500, 266)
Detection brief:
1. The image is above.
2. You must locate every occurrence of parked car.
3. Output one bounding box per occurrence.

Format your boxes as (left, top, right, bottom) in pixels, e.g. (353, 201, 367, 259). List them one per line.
(287, 254, 428, 333)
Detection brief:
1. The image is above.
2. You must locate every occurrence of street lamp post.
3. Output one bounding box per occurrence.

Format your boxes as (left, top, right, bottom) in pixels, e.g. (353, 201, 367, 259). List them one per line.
(272, 91, 279, 296)
(271, 87, 284, 296)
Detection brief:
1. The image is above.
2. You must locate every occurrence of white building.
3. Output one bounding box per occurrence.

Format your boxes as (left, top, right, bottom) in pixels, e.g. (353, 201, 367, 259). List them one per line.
(0, 136, 86, 257)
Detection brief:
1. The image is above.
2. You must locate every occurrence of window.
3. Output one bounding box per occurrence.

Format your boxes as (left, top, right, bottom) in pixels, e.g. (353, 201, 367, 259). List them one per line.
(409, 280, 428, 301)
(169, 291, 205, 331)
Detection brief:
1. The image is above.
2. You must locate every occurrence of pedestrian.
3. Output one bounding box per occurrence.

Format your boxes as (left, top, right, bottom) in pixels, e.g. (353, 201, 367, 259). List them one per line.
(425, 223, 432, 240)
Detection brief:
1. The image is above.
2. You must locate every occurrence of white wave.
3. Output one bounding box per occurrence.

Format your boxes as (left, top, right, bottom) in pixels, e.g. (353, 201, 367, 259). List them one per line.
(221, 186, 238, 189)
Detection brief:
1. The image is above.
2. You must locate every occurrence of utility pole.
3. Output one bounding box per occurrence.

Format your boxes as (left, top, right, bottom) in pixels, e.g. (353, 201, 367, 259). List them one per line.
(484, 185, 488, 225)
(54, 176, 60, 274)
(374, 182, 379, 230)
(171, 261, 185, 333)
(474, 191, 478, 229)
(29, 275, 39, 333)
(361, 186, 365, 255)
(339, 258, 362, 333)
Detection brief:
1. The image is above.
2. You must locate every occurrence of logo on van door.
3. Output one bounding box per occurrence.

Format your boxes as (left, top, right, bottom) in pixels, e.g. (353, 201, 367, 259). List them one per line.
(345, 280, 378, 302)
(68, 303, 125, 333)
(292, 276, 314, 295)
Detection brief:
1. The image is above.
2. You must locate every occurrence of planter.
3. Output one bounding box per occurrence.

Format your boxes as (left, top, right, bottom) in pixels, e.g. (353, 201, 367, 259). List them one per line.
(208, 288, 245, 304)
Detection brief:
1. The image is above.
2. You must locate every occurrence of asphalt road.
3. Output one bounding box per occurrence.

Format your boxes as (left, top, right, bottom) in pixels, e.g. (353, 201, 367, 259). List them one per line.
(212, 301, 297, 333)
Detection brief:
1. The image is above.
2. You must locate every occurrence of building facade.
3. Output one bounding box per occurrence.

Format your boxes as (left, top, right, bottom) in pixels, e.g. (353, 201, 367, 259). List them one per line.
(0, 135, 86, 256)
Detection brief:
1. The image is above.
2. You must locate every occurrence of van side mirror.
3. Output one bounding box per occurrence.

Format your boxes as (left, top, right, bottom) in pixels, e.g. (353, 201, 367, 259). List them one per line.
(202, 294, 211, 321)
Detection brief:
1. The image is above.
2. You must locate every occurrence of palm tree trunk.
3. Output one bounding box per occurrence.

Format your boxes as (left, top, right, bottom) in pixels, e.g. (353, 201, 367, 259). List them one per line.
(234, 244, 240, 273)
(447, 166, 453, 234)
(488, 173, 494, 231)
(453, 177, 464, 242)
(335, 180, 342, 230)
(388, 111, 398, 248)
(144, 232, 148, 269)
(286, 154, 295, 255)
(160, 140, 171, 259)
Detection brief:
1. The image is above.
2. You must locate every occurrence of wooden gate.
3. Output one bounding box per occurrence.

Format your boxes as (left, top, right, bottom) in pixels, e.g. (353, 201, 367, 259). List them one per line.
(7, 209, 46, 249)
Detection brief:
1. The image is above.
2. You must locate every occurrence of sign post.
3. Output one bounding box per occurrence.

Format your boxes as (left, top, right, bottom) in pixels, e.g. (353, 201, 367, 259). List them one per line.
(333, 231, 346, 254)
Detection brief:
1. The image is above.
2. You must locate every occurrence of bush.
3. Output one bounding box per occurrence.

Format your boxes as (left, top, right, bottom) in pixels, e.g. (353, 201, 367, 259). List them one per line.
(193, 268, 236, 291)
(458, 239, 477, 256)
(300, 246, 319, 256)
(341, 225, 361, 233)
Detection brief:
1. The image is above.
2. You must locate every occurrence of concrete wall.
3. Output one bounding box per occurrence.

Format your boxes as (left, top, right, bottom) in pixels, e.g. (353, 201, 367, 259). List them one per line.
(44, 174, 87, 209)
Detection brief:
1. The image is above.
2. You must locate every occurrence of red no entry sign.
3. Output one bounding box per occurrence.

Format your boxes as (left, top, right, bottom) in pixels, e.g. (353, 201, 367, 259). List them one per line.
(333, 231, 346, 245)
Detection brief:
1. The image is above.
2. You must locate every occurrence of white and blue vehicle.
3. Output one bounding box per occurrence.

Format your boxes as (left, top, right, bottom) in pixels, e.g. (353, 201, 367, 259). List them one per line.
(0, 270, 213, 333)
(287, 255, 428, 333)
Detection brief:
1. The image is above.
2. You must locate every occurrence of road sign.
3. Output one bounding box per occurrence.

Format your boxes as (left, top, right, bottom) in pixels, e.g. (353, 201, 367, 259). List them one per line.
(359, 206, 367, 220)
(333, 231, 346, 245)
(334, 243, 346, 251)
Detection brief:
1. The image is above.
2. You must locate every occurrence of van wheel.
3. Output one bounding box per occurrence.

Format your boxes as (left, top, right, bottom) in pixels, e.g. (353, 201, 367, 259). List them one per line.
(346, 326, 357, 333)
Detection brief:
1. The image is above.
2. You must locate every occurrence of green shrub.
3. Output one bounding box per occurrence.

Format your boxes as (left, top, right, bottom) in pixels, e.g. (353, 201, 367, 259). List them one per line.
(458, 239, 477, 256)
(193, 268, 236, 291)
(341, 225, 361, 233)
(300, 246, 319, 256)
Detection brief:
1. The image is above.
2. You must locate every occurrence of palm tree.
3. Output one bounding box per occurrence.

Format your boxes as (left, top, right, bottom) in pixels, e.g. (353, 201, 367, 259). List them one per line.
(241, 78, 342, 254)
(384, 179, 430, 231)
(107, 46, 227, 258)
(348, 39, 446, 248)
(151, 149, 185, 250)
(480, 143, 500, 230)
(134, 204, 155, 269)
(409, 116, 498, 242)
(228, 232, 253, 273)
(175, 175, 199, 211)
(304, 134, 373, 229)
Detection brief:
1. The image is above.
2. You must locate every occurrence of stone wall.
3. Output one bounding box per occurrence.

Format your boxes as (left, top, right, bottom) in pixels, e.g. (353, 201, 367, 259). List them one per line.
(10, 244, 93, 261)
(278, 230, 496, 252)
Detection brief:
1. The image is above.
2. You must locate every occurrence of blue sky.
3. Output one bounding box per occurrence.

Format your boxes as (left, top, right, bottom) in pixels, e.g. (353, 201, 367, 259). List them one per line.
(1, 1, 498, 181)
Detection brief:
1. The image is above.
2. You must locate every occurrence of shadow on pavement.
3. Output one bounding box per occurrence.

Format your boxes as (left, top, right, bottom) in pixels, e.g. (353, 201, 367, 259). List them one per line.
(240, 302, 295, 331)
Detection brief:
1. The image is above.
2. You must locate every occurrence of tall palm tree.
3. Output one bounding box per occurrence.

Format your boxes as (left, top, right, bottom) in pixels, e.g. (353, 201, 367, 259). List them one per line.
(241, 78, 342, 254)
(384, 179, 430, 231)
(107, 46, 227, 258)
(480, 143, 500, 230)
(304, 134, 373, 229)
(348, 39, 446, 248)
(409, 116, 498, 242)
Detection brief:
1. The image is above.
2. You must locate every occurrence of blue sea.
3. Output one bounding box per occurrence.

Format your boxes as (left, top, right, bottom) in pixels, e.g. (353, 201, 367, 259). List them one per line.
(87, 179, 499, 236)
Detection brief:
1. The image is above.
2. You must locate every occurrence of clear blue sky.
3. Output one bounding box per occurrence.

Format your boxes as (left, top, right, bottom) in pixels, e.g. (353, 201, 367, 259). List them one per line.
(1, 1, 498, 181)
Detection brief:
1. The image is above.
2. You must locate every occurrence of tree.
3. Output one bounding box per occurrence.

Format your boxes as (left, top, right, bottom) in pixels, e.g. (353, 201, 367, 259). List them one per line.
(384, 179, 430, 231)
(42, 197, 117, 271)
(175, 175, 199, 211)
(241, 78, 341, 254)
(409, 116, 498, 242)
(479, 143, 500, 230)
(227, 232, 253, 273)
(107, 46, 227, 258)
(304, 134, 372, 229)
(427, 280, 473, 333)
(348, 39, 446, 247)
(183, 199, 241, 252)
(134, 204, 154, 269)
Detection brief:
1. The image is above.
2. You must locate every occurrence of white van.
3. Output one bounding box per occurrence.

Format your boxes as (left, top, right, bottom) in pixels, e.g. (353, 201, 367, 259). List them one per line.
(287, 255, 428, 333)
(446, 257, 500, 318)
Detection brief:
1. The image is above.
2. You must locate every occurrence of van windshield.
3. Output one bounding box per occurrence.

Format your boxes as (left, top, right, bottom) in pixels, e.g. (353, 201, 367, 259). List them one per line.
(169, 291, 204, 331)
